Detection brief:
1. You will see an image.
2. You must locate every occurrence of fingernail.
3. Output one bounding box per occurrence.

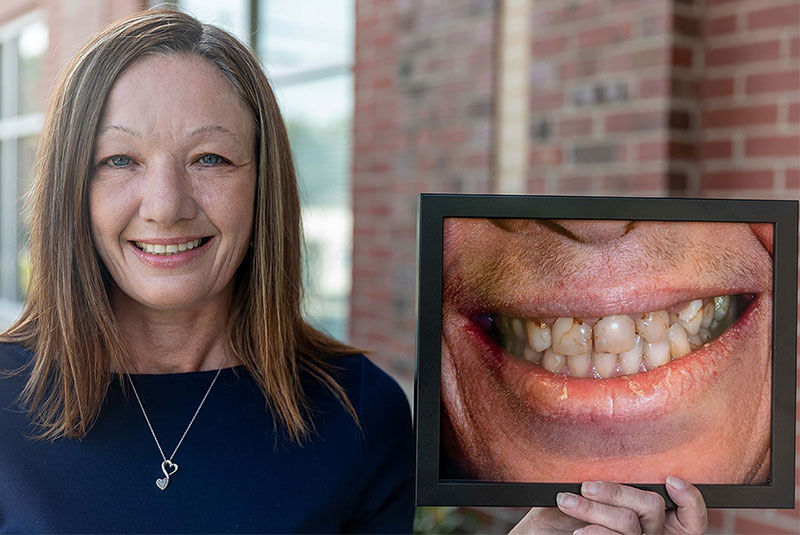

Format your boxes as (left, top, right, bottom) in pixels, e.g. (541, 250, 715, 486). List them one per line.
(667, 475, 688, 489)
(582, 481, 601, 496)
(573, 530, 584, 535)
(557, 492, 578, 509)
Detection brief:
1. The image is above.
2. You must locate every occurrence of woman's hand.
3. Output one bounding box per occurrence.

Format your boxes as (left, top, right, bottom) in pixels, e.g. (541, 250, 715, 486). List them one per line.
(510, 476, 708, 534)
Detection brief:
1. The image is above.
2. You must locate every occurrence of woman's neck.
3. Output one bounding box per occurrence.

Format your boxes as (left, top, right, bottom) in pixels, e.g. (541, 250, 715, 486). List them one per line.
(109, 287, 239, 374)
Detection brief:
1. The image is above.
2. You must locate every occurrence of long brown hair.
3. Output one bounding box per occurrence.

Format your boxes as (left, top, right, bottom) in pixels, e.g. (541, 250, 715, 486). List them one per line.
(1, 9, 358, 442)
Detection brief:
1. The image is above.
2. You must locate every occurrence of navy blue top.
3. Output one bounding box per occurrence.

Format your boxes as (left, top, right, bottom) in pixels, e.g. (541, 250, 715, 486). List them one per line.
(0, 343, 414, 533)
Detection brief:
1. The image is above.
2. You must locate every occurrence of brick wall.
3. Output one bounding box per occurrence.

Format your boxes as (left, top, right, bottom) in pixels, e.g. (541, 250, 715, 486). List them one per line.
(351, 0, 497, 385)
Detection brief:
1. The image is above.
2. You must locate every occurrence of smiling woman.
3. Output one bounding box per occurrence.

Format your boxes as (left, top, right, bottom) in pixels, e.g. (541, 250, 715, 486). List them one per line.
(0, 9, 413, 534)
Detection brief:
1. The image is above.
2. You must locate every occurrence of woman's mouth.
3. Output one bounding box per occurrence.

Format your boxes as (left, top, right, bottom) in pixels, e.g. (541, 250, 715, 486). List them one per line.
(132, 237, 212, 255)
(439, 219, 773, 483)
(487, 293, 750, 378)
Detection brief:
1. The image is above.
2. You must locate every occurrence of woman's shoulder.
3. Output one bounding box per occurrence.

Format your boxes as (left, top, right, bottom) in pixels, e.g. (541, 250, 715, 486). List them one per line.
(320, 353, 410, 420)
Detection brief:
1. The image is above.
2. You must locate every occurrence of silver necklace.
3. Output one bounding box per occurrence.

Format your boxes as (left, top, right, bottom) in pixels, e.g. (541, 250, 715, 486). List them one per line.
(127, 368, 222, 490)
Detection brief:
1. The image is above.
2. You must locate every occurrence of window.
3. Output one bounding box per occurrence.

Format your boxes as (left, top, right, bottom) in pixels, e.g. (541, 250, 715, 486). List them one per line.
(171, 0, 355, 341)
(0, 12, 47, 329)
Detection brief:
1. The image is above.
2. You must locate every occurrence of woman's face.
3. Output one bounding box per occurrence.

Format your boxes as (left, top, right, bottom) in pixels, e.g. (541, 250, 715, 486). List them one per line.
(441, 219, 772, 484)
(90, 54, 256, 312)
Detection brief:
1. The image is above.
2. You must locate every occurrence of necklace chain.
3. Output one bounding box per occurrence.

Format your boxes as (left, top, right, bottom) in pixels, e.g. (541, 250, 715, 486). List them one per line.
(127, 368, 222, 489)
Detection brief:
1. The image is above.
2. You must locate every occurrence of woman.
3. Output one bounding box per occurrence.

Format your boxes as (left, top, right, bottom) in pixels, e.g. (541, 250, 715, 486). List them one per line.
(0, 9, 412, 533)
(0, 8, 707, 535)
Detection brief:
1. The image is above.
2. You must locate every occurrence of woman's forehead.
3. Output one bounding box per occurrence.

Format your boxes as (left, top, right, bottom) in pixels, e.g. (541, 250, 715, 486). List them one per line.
(98, 54, 255, 142)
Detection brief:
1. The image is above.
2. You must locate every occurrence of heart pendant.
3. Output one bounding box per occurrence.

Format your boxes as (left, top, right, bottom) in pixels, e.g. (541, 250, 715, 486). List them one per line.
(155, 459, 179, 490)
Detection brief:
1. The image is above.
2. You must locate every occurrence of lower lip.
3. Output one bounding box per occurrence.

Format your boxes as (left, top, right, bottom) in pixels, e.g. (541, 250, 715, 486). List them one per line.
(128, 239, 212, 268)
(461, 293, 765, 424)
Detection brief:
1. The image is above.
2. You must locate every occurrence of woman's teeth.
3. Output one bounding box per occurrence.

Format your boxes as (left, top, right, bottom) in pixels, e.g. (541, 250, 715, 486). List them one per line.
(491, 294, 747, 378)
(134, 238, 202, 255)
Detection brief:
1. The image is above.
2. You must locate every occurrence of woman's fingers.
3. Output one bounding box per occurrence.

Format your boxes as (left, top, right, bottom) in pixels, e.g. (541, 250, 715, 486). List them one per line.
(664, 476, 708, 534)
(577, 481, 666, 534)
(556, 491, 644, 535)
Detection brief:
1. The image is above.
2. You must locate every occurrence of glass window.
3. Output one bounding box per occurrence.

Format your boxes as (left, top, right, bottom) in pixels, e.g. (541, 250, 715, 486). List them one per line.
(258, 0, 355, 342)
(0, 13, 46, 328)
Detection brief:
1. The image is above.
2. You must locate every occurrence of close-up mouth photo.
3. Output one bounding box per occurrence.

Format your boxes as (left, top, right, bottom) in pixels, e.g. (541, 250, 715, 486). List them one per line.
(436, 214, 775, 486)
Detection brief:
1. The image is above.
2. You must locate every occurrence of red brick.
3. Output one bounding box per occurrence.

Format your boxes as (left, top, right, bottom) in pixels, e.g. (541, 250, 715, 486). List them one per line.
(605, 110, 664, 133)
(708, 14, 737, 35)
(578, 21, 632, 49)
(702, 77, 735, 98)
(703, 170, 774, 189)
(673, 14, 701, 37)
(529, 145, 562, 165)
(703, 105, 778, 128)
(557, 0, 599, 24)
(707, 0, 748, 5)
(734, 516, 797, 534)
(787, 169, 800, 189)
(636, 141, 694, 161)
(558, 175, 594, 193)
(561, 57, 597, 79)
(701, 139, 733, 160)
(531, 35, 567, 58)
(637, 141, 666, 161)
(640, 77, 669, 99)
(747, 4, 800, 31)
(531, 91, 564, 111)
(559, 117, 593, 137)
(746, 70, 800, 94)
(745, 135, 800, 157)
(672, 45, 693, 68)
(603, 173, 666, 192)
(790, 103, 800, 123)
(706, 40, 781, 67)
(791, 37, 800, 58)
(706, 509, 725, 528)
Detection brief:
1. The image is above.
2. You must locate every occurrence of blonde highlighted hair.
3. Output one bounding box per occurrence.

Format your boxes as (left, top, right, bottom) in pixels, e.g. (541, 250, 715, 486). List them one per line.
(1, 9, 358, 441)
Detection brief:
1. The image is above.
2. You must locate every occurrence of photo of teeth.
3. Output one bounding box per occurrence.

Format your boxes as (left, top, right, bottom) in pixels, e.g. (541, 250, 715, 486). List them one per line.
(491, 295, 744, 378)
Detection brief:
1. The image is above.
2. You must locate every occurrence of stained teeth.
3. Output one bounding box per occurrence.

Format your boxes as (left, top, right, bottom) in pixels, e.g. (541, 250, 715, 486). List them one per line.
(643, 340, 670, 369)
(526, 320, 552, 352)
(567, 353, 592, 378)
(668, 323, 691, 359)
(701, 301, 714, 328)
(713, 295, 730, 321)
(594, 314, 636, 353)
(492, 294, 746, 378)
(542, 348, 566, 373)
(552, 318, 592, 356)
(635, 310, 669, 343)
(674, 299, 703, 336)
(593, 352, 618, 378)
(619, 335, 644, 375)
(135, 238, 203, 255)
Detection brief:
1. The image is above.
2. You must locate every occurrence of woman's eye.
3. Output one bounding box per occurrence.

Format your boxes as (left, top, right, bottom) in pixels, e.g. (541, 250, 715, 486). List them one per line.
(107, 155, 132, 167)
(199, 154, 226, 165)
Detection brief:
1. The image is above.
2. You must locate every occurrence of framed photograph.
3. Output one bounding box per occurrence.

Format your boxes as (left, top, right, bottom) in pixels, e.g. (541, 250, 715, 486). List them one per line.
(414, 194, 798, 508)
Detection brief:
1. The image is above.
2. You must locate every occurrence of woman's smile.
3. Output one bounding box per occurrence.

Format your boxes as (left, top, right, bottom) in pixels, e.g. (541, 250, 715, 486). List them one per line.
(441, 218, 772, 484)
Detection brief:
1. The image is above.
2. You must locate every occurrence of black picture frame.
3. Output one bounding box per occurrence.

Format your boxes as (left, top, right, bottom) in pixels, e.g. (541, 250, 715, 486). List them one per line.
(414, 194, 797, 508)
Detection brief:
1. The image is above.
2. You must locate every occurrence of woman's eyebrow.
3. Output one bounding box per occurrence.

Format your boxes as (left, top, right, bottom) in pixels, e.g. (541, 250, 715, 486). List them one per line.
(187, 124, 240, 141)
(97, 124, 140, 137)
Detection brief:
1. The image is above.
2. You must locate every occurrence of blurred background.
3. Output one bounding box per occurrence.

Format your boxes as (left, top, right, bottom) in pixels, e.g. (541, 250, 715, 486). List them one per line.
(0, 0, 797, 532)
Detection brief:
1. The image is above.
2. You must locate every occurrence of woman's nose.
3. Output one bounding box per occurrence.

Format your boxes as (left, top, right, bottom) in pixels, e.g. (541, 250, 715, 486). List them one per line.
(550, 219, 634, 244)
(138, 160, 197, 225)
